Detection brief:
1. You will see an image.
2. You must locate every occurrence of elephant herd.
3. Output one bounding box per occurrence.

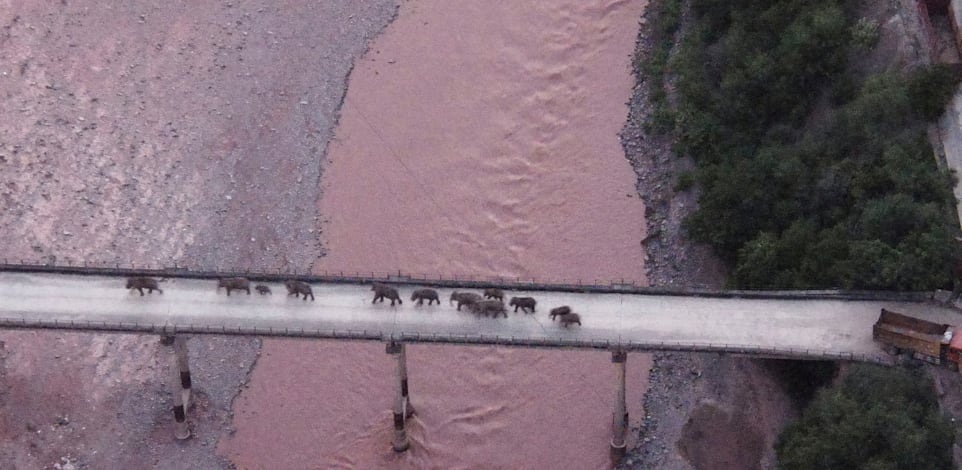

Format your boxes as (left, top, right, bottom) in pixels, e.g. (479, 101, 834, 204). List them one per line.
(125, 276, 583, 327)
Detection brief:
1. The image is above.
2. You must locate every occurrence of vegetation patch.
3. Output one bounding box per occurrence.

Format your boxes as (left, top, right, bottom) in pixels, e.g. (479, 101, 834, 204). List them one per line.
(776, 364, 955, 469)
(642, 2, 962, 465)
(661, 0, 960, 290)
(639, 0, 684, 134)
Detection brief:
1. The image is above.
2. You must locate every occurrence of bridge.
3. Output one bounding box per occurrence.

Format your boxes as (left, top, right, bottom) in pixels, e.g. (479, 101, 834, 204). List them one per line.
(1, 263, 960, 460)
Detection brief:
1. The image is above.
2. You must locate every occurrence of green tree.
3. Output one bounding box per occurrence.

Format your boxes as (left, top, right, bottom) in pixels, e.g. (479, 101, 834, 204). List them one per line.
(671, 0, 958, 291)
(908, 64, 961, 120)
(776, 365, 955, 470)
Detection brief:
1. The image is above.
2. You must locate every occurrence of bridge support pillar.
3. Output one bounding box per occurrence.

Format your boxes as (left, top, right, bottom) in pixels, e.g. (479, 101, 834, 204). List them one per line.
(168, 335, 191, 440)
(174, 335, 193, 408)
(387, 342, 412, 452)
(610, 350, 628, 464)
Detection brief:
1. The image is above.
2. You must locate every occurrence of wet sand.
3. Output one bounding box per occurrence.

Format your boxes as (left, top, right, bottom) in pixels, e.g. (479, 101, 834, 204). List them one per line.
(221, 0, 650, 468)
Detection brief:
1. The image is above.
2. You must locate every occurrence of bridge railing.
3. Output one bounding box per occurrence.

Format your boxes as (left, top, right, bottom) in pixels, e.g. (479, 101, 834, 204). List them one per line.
(0, 314, 893, 364)
(0, 260, 937, 303)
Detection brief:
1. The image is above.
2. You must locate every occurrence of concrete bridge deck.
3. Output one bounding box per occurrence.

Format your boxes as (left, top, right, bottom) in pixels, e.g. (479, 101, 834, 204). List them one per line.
(1, 270, 960, 362)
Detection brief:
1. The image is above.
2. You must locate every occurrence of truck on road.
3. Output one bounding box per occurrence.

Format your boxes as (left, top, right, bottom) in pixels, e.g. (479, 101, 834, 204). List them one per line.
(873, 308, 962, 369)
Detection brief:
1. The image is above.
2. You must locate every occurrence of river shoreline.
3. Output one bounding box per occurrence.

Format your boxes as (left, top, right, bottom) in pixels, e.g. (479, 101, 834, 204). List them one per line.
(615, 4, 738, 469)
(221, 1, 653, 468)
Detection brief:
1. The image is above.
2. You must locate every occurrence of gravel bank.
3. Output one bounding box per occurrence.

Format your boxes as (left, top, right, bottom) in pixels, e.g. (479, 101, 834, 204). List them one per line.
(0, 1, 398, 468)
(614, 5, 795, 469)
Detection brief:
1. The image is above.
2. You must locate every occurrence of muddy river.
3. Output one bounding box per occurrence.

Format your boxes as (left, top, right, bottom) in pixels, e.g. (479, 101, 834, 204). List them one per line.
(220, 1, 650, 467)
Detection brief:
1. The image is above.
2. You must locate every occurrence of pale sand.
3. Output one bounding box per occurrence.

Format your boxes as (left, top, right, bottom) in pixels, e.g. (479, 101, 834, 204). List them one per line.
(221, 1, 651, 468)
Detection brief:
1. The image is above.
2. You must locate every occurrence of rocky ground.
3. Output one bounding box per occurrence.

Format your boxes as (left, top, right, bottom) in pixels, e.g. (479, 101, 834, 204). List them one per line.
(614, 5, 793, 468)
(0, 1, 397, 468)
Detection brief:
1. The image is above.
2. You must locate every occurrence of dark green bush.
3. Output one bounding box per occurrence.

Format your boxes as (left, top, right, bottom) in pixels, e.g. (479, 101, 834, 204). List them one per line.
(644, 4, 961, 467)
(648, 104, 676, 134)
(640, 0, 684, 135)
(850, 17, 880, 49)
(908, 64, 961, 120)
(674, 171, 695, 191)
(776, 365, 954, 470)
(668, 0, 958, 291)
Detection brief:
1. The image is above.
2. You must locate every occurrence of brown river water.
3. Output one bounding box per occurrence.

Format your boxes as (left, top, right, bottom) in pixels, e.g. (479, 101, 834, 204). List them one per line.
(220, 0, 651, 468)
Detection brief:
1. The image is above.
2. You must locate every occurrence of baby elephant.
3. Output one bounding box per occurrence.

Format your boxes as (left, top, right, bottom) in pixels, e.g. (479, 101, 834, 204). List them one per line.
(450, 291, 482, 311)
(549, 305, 572, 320)
(285, 280, 315, 301)
(126, 277, 163, 296)
(483, 288, 504, 301)
(217, 277, 251, 296)
(471, 299, 507, 318)
(411, 288, 440, 305)
(372, 283, 402, 306)
(558, 312, 582, 327)
(255, 285, 272, 295)
(509, 296, 536, 313)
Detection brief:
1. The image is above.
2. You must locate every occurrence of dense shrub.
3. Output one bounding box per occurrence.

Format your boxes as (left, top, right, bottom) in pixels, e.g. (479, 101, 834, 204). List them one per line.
(674, 171, 695, 191)
(643, 4, 962, 468)
(851, 17, 880, 49)
(667, 0, 960, 290)
(640, 0, 683, 135)
(776, 365, 955, 470)
(908, 64, 961, 120)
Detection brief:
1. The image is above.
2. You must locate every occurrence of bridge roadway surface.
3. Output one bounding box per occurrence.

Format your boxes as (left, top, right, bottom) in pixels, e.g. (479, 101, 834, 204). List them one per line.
(0, 271, 960, 363)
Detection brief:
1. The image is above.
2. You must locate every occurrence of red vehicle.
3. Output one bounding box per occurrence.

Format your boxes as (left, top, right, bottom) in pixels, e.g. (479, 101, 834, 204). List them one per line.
(873, 308, 962, 369)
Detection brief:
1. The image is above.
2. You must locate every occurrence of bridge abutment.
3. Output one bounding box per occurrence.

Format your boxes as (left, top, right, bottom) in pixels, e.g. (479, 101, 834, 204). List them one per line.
(610, 350, 627, 464)
(387, 341, 412, 452)
(168, 335, 192, 440)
